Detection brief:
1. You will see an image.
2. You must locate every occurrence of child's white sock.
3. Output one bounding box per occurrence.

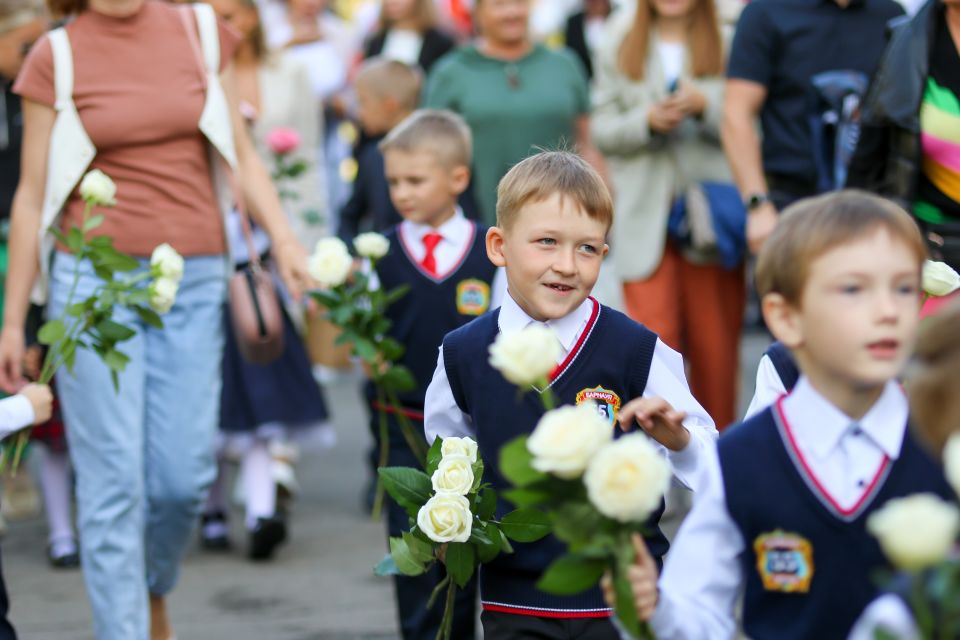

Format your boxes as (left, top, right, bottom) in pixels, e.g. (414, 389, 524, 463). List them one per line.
(38, 448, 75, 546)
(241, 443, 276, 529)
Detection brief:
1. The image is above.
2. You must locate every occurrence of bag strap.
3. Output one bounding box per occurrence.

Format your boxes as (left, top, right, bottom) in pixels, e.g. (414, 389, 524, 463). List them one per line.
(178, 4, 262, 272)
(48, 28, 73, 112)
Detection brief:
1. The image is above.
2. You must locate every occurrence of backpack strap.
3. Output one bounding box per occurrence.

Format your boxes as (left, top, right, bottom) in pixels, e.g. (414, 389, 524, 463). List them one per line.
(48, 28, 73, 112)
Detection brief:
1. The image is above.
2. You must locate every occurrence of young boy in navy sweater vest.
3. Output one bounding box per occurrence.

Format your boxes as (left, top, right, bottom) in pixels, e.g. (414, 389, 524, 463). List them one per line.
(610, 191, 953, 640)
(424, 151, 718, 640)
(373, 109, 504, 640)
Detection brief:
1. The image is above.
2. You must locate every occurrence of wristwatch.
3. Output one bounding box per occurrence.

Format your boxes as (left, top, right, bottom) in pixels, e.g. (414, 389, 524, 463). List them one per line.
(744, 193, 771, 211)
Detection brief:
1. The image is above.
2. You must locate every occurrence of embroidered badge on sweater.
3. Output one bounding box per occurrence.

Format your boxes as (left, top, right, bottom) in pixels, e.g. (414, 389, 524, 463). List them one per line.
(754, 530, 814, 593)
(576, 386, 621, 426)
(456, 279, 490, 316)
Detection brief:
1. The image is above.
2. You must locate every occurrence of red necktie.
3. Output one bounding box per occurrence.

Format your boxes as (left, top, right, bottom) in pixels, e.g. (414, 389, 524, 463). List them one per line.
(420, 232, 443, 276)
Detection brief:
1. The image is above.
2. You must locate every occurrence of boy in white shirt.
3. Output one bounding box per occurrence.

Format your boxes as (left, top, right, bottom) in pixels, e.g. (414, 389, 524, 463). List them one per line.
(607, 191, 953, 640)
(425, 151, 716, 639)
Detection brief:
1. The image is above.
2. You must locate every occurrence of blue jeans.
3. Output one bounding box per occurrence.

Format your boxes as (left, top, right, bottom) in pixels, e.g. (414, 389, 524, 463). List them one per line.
(48, 252, 227, 640)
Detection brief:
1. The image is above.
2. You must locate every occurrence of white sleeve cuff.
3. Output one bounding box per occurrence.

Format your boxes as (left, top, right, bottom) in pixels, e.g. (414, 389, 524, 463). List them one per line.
(0, 394, 36, 441)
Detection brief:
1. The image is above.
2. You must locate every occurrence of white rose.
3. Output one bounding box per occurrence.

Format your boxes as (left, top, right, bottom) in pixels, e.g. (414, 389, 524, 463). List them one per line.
(150, 243, 184, 283)
(309, 237, 353, 288)
(431, 455, 475, 496)
(78, 169, 117, 206)
(353, 232, 390, 260)
(583, 433, 671, 523)
(488, 324, 561, 387)
(149, 277, 179, 315)
(441, 436, 478, 464)
(945, 434, 960, 499)
(922, 260, 960, 297)
(527, 404, 613, 479)
(867, 493, 960, 571)
(416, 493, 473, 543)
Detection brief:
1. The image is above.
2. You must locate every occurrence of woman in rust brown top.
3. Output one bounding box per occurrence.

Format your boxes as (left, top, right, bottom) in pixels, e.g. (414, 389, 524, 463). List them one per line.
(0, 1, 312, 638)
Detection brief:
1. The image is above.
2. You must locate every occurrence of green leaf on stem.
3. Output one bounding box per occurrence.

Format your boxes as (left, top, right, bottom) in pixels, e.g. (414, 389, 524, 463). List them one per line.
(134, 306, 164, 329)
(476, 528, 503, 563)
(93, 247, 139, 272)
(353, 338, 379, 362)
(378, 467, 432, 518)
(426, 437, 443, 476)
(468, 525, 494, 547)
(37, 319, 66, 346)
(96, 319, 136, 342)
(383, 284, 410, 306)
(103, 348, 130, 373)
(403, 531, 436, 564)
(331, 305, 353, 326)
(499, 436, 546, 488)
(309, 290, 341, 310)
(613, 566, 645, 638)
(66, 227, 85, 252)
(374, 552, 400, 576)
(65, 302, 87, 317)
(389, 537, 428, 576)
(477, 488, 497, 521)
(444, 542, 476, 588)
(379, 337, 404, 363)
(502, 487, 553, 509)
(536, 554, 606, 596)
(380, 366, 417, 393)
(553, 503, 606, 546)
(499, 508, 551, 543)
(61, 340, 78, 374)
(83, 214, 105, 232)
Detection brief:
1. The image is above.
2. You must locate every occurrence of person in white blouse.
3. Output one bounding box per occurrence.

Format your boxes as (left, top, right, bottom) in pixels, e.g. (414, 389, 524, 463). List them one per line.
(604, 192, 951, 640)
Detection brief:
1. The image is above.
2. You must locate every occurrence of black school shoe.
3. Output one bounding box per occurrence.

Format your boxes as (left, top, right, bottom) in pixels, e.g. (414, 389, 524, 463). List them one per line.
(248, 516, 287, 561)
(200, 511, 232, 551)
(47, 542, 80, 569)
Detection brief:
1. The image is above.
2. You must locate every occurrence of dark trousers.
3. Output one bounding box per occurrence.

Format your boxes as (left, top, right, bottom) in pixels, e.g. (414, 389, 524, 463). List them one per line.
(373, 410, 478, 640)
(0, 546, 17, 639)
(481, 610, 620, 640)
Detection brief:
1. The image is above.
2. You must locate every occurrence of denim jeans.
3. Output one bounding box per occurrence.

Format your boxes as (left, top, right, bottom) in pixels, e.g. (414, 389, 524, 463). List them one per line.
(48, 251, 227, 640)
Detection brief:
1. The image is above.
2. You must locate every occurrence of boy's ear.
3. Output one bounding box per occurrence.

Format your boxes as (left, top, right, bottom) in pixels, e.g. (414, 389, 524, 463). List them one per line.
(486, 227, 507, 267)
(601, 243, 610, 259)
(449, 165, 470, 196)
(762, 293, 803, 349)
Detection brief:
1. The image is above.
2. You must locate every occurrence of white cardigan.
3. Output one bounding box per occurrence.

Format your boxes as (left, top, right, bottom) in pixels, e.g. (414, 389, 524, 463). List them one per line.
(34, 3, 236, 303)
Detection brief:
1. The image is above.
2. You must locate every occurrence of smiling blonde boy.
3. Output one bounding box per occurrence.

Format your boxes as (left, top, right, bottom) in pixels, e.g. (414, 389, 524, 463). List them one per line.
(424, 151, 717, 640)
(609, 190, 954, 640)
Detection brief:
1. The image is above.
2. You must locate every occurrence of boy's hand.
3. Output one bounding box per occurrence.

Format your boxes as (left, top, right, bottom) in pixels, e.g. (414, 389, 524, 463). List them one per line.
(619, 397, 690, 452)
(601, 533, 660, 620)
(21, 383, 53, 425)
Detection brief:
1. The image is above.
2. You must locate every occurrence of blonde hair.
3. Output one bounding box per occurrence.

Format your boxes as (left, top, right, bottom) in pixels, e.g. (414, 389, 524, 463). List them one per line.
(355, 57, 422, 113)
(756, 190, 926, 305)
(906, 300, 960, 455)
(496, 151, 613, 231)
(46, 0, 82, 18)
(379, 108, 473, 169)
(617, 0, 723, 81)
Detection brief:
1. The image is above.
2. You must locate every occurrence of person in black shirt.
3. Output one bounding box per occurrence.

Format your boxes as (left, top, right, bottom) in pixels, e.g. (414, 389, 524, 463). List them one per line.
(721, 0, 903, 254)
(564, 0, 613, 80)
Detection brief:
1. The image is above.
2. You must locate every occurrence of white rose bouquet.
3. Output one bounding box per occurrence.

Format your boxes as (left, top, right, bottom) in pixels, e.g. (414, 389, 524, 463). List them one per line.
(1, 170, 181, 472)
(489, 331, 669, 639)
(865, 439, 960, 639)
(922, 260, 960, 298)
(308, 233, 428, 518)
(375, 436, 549, 640)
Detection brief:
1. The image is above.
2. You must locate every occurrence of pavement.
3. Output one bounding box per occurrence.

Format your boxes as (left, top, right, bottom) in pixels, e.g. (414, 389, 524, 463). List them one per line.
(2, 331, 769, 639)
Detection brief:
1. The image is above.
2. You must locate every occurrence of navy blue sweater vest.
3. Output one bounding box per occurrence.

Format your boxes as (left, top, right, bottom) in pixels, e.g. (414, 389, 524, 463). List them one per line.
(443, 301, 668, 616)
(374, 223, 496, 410)
(719, 402, 952, 640)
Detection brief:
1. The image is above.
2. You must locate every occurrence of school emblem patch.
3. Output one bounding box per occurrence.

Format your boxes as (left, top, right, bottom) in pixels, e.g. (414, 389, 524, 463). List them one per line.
(575, 386, 621, 425)
(753, 530, 814, 593)
(456, 279, 490, 316)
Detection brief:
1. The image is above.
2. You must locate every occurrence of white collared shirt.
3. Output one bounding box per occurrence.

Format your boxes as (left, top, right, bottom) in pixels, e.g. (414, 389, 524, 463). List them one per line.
(369, 209, 507, 304)
(0, 394, 36, 441)
(647, 378, 910, 640)
(744, 354, 788, 419)
(423, 294, 718, 491)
